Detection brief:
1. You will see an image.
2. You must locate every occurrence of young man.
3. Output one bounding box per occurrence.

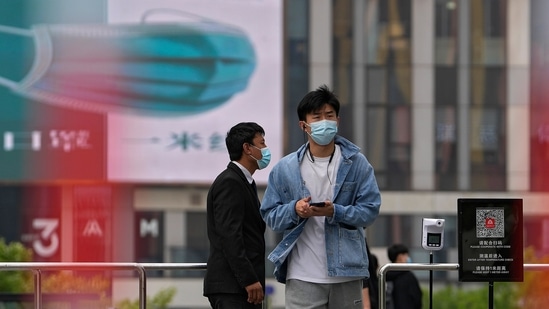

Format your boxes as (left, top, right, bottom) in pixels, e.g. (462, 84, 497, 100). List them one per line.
(203, 122, 271, 308)
(261, 85, 381, 308)
(386, 244, 422, 309)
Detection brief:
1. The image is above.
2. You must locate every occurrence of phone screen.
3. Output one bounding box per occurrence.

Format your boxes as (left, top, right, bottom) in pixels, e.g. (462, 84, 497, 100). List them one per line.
(309, 202, 325, 207)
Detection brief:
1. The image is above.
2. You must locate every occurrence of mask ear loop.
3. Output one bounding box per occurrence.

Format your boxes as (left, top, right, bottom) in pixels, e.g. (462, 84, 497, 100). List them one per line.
(0, 25, 33, 89)
(301, 121, 311, 152)
(139, 8, 244, 36)
(140, 8, 222, 25)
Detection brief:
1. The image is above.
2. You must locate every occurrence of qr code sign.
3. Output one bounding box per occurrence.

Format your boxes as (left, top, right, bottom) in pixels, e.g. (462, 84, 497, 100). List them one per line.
(476, 208, 505, 238)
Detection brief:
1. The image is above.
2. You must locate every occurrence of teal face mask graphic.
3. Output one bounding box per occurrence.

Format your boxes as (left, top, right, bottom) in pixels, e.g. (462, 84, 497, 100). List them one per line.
(0, 15, 256, 114)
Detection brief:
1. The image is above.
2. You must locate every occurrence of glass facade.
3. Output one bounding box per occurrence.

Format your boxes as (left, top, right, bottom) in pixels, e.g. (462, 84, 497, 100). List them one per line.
(278, 0, 549, 271)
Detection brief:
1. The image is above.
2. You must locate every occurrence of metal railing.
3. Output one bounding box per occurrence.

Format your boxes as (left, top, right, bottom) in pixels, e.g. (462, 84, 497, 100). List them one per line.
(6, 261, 549, 309)
(377, 263, 549, 309)
(0, 262, 207, 309)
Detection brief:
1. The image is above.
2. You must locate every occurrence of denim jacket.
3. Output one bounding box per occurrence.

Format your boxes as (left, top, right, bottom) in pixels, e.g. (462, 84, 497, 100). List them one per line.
(260, 135, 381, 283)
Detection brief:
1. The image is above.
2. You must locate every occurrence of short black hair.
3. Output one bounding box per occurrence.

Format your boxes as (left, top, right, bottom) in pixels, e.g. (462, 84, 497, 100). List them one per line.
(225, 122, 265, 161)
(387, 244, 409, 263)
(297, 84, 340, 121)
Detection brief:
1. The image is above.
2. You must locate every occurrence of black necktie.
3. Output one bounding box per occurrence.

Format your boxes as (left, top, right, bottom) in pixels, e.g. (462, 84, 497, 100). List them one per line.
(251, 180, 257, 195)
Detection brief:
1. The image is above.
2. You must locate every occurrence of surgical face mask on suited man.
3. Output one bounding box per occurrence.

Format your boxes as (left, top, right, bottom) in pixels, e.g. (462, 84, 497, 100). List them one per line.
(249, 145, 271, 170)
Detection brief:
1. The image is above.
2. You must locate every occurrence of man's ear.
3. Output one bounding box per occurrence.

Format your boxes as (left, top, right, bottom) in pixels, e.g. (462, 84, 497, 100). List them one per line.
(242, 143, 250, 155)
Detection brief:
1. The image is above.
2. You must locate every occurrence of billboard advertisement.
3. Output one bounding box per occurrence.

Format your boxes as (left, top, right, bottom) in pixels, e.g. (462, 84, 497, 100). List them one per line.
(0, 0, 283, 184)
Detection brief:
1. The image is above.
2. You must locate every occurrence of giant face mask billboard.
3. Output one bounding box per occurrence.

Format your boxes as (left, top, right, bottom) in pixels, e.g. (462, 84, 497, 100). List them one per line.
(0, 0, 282, 184)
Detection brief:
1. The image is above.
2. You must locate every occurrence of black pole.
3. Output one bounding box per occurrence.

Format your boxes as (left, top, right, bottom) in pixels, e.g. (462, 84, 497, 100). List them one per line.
(488, 281, 494, 309)
(429, 251, 433, 309)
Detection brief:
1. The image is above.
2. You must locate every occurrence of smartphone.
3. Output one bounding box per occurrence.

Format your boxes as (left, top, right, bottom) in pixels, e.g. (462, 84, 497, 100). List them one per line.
(309, 202, 326, 207)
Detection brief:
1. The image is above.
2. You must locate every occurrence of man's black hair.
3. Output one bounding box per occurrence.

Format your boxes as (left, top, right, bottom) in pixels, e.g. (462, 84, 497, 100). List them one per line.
(226, 122, 265, 161)
(297, 84, 340, 121)
(387, 244, 409, 263)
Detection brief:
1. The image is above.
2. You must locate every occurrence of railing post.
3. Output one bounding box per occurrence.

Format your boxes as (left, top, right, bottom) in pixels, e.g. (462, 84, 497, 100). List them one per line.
(378, 263, 460, 309)
(34, 269, 41, 309)
(378, 264, 386, 309)
(136, 263, 147, 309)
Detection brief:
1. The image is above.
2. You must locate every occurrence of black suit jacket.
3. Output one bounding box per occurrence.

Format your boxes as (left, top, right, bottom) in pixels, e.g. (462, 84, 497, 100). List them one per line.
(387, 270, 422, 309)
(203, 162, 266, 296)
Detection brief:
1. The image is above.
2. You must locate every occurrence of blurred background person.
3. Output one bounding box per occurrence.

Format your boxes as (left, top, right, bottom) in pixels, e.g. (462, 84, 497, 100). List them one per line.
(385, 244, 422, 309)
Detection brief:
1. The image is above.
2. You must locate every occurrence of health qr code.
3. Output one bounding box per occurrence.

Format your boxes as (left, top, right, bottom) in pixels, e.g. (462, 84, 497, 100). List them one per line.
(476, 208, 505, 238)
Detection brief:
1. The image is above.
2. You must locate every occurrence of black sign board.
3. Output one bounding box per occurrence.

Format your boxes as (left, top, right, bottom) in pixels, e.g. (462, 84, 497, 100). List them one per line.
(458, 198, 523, 282)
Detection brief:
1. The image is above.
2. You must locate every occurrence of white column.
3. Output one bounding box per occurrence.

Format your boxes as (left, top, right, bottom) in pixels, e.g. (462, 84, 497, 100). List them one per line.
(457, 0, 471, 190)
(353, 0, 366, 149)
(507, 0, 530, 191)
(309, 0, 332, 89)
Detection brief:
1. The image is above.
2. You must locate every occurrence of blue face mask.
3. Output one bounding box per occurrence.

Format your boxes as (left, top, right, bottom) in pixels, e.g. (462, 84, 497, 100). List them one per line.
(306, 119, 338, 145)
(406, 256, 412, 263)
(0, 12, 256, 114)
(250, 145, 271, 170)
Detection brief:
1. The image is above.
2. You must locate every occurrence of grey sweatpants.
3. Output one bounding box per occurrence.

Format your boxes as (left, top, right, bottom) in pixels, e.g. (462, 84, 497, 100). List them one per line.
(285, 279, 363, 309)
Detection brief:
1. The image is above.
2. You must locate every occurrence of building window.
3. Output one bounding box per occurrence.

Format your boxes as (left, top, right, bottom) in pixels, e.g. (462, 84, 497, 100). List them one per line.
(286, 0, 310, 152)
(171, 211, 208, 278)
(435, 0, 458, 66)
(435, 104, 458, 190)
(434, 0, 459, 190)
(468, 1, 507, 191)
(435, 0, 459, 192)
(333, 0, 353, 106)
(365, 0, 412, 190)
(470, 0, 506, 66)
(468, 105, 506, 190)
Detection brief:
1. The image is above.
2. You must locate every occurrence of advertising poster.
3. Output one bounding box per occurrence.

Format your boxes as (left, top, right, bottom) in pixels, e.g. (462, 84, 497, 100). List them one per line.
(458, 198, 523, 282)
(0, 0, 283, 184)
(106, 0, 283, 184)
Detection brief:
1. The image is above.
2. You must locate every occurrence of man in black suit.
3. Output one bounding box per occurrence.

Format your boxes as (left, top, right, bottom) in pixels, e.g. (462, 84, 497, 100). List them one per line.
(204, 122, 271, 308)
